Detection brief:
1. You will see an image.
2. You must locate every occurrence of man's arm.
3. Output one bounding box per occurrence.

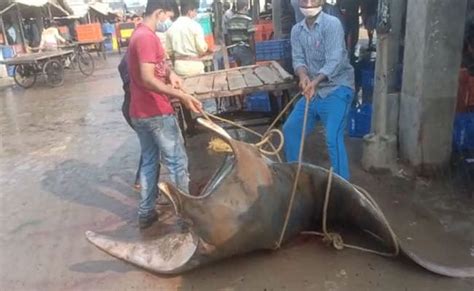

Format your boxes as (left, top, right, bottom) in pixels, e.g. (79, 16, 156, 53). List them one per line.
(55, 29, 66, 43)
(194, 25, 209, 55)
(291, 27, 311, 93)
(139, 62, 201, 113)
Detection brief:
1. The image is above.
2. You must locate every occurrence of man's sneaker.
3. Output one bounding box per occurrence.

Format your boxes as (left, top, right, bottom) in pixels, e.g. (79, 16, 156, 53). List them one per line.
(138, 211, 158, 229)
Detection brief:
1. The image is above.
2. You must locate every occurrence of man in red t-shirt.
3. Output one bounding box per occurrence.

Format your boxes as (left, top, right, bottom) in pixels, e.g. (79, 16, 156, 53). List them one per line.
(128, 0, 202, 229)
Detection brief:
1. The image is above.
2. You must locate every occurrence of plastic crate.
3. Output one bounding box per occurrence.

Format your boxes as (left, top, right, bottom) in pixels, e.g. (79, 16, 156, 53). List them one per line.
(2, 46, 14, 58)
(453, 113, 474, 151)
(104, 39, 113, 51)
(197, 14, 212, 36)
(76, 23, 103, 42)
(1, 46, 15, 77)
(360, 60, 375, 99)
(245, 91, 271, 112)
(347, 103, 372, 138)
(102, 23, 115, 35)
(256, 40, 291, 61)
(255, 22, 273, 41)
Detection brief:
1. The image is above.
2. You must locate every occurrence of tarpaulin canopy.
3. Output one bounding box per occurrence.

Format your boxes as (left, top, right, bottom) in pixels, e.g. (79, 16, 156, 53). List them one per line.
(0, 0, 69, 17)
(89, 2, 118, 18)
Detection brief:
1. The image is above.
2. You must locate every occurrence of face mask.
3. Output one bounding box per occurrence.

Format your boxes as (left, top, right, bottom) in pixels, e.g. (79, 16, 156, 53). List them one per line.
(156, 19, 172, 32)
(300, 6, 322, 18)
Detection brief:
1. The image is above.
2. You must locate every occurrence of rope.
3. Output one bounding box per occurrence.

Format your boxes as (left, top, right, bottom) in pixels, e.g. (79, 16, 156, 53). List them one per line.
(275, 97, 311, 248)
(200, 92, 301, 162)
(300, 169, 400, 257)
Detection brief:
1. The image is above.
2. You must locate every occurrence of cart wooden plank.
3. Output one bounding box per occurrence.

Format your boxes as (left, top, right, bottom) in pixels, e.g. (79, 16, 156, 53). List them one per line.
(196, 75, 215, 94)
(227, 71, 247, 91)
(0, 50, 73, 65)
(270, 61, 293, 81)
(213, 72, 228, 91)
(183, 76, 201, 94)
(254, 66, 281, 85)
(241, 69, 264, 88)
(182, 62, 296, 100)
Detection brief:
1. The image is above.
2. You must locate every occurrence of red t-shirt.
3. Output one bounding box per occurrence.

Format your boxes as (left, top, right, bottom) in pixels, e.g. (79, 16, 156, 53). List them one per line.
(127, 23, 174, 118)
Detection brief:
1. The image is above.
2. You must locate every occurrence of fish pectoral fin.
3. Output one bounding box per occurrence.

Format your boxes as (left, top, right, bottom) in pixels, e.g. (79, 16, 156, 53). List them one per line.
(85, 230, 198, 274)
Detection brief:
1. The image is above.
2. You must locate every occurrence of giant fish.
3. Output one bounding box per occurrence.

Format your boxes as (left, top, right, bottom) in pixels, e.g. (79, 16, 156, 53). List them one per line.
(86, 118, 474, 278)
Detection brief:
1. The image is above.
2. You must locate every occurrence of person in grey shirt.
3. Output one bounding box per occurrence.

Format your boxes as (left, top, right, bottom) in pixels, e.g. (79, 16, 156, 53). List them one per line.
(282, 0, 355, 180)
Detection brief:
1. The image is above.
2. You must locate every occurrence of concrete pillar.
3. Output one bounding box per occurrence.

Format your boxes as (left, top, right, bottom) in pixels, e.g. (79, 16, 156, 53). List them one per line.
(272, 0, 282, 38)
(399, 0, 467, 172)
(362, 0, 406, 172)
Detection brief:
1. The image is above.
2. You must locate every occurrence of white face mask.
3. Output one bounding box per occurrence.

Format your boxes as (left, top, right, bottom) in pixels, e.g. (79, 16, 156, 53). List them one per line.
(300, 6, 322, 18)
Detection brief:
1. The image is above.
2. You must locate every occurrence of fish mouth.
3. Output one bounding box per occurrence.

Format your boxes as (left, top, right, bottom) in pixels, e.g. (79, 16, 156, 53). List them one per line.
(159, 118, 237, 215)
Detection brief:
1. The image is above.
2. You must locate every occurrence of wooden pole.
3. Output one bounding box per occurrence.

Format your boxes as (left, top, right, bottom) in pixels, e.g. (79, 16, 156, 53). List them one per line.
(0, 16, 8, 46)
(16, 3, 27, 52)
(272, 0, 281, 38)
(253, 0, 260, 23)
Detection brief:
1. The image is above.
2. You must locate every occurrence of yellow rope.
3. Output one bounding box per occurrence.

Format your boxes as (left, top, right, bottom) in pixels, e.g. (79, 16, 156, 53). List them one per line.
(201, 92, 301, 162)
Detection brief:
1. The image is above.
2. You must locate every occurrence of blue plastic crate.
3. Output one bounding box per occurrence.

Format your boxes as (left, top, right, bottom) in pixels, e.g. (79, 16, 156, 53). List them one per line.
(453, 113, 474, 151)
(2, 46, 15, 58)
(361, 67, 375, 99)
(7, 65, 14, 77)
(102, 23, 115, 35)
(347, 103, 372, 138)
(245, 91, 271, 112)
(104, 41, 113, 52)
(256, 40, 291, 61)
(1, 46, 15, 77)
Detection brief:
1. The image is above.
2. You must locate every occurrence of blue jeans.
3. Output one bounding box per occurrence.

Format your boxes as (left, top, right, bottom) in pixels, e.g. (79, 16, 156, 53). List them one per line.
(131, 115, 190, 218)
(283, 86, 354, 180)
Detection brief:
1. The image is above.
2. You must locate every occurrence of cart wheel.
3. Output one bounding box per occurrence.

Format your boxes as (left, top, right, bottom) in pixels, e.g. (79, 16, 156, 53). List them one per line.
(43, 59, 64, 87)
(13, 64, 37, 89)
(77, 52, 95, 76)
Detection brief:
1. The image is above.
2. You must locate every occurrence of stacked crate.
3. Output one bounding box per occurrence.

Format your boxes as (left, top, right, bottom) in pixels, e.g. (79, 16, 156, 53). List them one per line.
(102, 23, 115, 51)
(76, 23, 103, 42)
(197, 14, 214, 51)
(255, 20, 273, 42)
(1, 46, 15, 77)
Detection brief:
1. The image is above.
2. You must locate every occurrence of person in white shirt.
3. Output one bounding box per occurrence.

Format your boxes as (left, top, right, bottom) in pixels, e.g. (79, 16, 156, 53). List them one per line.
(39, 20, 66, 51)
(166, 0, 209, 76)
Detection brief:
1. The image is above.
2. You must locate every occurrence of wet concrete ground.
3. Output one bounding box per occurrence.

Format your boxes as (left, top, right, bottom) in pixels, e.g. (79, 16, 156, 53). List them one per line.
(0, 54, 473, 290)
